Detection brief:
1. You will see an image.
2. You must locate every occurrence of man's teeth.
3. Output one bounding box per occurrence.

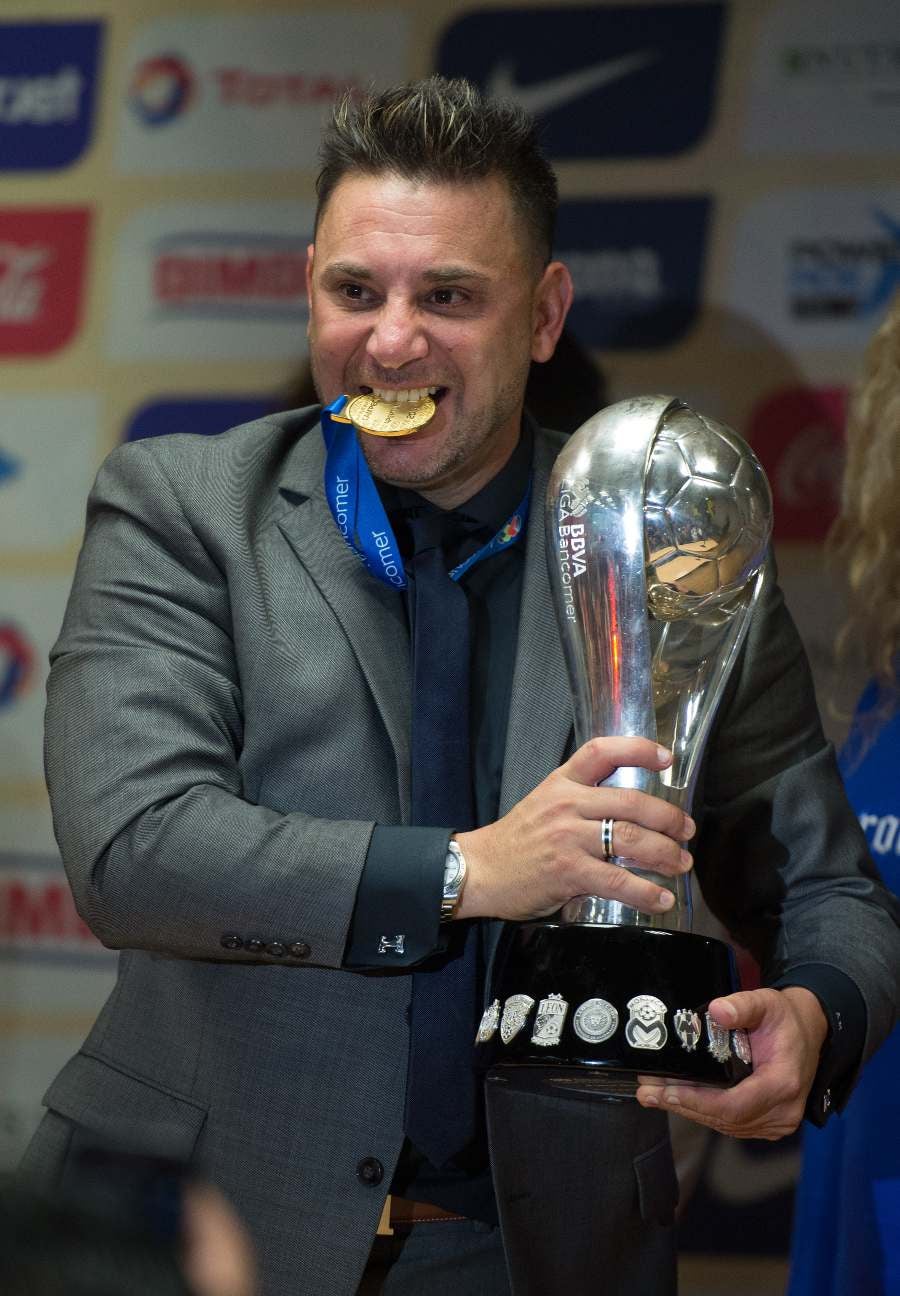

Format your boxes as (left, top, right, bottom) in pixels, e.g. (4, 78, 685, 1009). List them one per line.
(369, 386, 439, 403)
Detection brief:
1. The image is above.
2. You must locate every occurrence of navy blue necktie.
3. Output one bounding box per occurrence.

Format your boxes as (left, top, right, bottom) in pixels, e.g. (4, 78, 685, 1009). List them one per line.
(403, 511, 479, 1168)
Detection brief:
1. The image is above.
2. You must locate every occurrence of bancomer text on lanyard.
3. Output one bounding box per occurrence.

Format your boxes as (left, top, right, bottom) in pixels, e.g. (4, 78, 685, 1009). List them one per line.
(321, 395, 530, 592)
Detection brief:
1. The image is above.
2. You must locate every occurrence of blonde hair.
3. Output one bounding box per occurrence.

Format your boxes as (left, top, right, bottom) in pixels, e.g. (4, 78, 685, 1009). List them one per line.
(830, 290, 900, 734)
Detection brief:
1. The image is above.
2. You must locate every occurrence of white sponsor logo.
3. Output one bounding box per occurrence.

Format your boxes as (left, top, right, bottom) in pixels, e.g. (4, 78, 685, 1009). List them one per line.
(0, 67, 84, 124)
(487, 49, 658, 117)
(564, 247, 662, 303)
(0, 395, 101, 553)
(0, 245, 51, 324)
(117, 12, 409, 173)
(774, 424, 844, 512)
(745, 0, 900, 156)
(726, 187, 900, 351)
(108, 202, 315, 360)
(860, 812, 900, 855)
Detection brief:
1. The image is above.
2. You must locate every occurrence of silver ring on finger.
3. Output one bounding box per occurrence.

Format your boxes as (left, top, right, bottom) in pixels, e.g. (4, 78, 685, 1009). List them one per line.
(600, 817, 615, 862)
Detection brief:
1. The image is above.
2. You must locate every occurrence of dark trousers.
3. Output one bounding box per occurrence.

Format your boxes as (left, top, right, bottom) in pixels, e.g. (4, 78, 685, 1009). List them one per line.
(358, 1220, 510, 1295)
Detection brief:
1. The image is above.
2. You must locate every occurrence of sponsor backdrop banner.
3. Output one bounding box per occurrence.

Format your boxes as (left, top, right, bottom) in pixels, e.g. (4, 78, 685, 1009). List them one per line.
(2, 0, 897, 1262)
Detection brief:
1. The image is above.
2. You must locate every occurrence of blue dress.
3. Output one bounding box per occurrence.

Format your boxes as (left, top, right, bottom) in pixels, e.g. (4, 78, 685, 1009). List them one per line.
(789, 682, 900, 1296)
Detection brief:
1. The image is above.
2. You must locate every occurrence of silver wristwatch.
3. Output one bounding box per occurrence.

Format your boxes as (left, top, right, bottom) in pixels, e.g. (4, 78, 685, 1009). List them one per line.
(440, 840, 468, 922)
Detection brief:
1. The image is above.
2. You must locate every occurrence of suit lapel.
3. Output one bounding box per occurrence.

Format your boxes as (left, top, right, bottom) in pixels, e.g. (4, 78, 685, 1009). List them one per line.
(499, 428, 574, 815)
(275, 427, 413, 817)
(485, 429, 574, 976)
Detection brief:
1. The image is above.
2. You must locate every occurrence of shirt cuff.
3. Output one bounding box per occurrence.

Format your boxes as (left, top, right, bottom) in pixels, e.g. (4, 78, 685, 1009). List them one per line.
(771, 963, 867, 1126)
(342, 826, 450, 969)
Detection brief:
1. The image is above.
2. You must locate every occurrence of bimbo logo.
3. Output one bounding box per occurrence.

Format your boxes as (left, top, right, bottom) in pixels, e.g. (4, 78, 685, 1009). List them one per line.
(152, 231, 308, 321)
(0, 21, 102, 170)
(129, 53, 195, 126)
(0, 208, 90, 355)
(0, 622, 35, 708)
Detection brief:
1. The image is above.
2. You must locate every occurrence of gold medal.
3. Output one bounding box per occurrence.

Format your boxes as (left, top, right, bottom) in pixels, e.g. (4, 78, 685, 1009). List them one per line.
(345, 393, 436, 437)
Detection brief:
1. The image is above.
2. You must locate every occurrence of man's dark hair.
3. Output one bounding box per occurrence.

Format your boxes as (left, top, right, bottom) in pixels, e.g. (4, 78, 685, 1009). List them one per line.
(315, 76, 558, 265)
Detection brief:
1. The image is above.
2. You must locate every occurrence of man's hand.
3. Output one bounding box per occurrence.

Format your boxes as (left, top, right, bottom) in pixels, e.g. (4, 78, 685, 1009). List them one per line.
(455, 737, 694, 922)
(635, 986, 829, 1140)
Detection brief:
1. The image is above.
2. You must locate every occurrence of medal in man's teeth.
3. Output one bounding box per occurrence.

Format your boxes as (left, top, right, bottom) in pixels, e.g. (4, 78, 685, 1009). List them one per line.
(345, 393, 436, 437)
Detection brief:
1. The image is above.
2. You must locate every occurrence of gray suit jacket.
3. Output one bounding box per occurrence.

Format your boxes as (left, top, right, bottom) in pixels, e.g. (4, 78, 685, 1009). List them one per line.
(21, 408, 900, 1295)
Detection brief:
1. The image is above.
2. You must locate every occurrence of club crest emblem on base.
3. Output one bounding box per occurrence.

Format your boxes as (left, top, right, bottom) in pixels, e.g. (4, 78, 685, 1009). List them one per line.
(625, 995, 668, 1050)
(674, 1008, 702, 1052)
(732, 1028, 752, 1066)
(475, 999, 500, 1044)
(500, 994, 534, 1044)
(531, 993, 568, 1047)
(573, 997, 619, 1044)
(705, 1012, 732, 1063)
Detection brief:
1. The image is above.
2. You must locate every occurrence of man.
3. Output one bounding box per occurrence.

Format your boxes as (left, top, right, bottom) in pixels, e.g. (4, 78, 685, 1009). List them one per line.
(21, 78, 900, 1295)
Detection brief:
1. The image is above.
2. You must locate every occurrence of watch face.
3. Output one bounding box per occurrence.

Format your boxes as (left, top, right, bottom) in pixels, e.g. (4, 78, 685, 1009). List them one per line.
(444, 854, 462, 891)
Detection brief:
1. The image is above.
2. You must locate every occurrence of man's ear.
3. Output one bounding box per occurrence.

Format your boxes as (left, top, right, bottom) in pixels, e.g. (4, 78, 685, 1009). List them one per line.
(531, 261, 574, 363)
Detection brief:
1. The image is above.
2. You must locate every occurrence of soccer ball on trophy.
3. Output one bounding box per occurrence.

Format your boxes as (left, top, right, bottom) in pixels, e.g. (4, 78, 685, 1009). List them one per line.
(643, 406, 772, 622)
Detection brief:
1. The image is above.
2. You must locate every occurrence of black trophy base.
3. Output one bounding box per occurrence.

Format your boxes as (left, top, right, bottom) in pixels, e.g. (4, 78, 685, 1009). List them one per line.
(475, 924, 752, 1101)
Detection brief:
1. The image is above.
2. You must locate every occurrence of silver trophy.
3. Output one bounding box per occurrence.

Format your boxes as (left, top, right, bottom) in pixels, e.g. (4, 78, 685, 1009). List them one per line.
(477, 396, 772, 1097)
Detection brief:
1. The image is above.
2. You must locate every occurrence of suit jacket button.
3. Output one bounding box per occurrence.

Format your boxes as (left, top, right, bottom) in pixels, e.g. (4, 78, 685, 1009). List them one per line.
(245, 937, 265, 954)
(356, 1157, 384, 1186)
(220, 933, 243, 950)
(289, 942, 310, 959)
(266, 941, 286, 957)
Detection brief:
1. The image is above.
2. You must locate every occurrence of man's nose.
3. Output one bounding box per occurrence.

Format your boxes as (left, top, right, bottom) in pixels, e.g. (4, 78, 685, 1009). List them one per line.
(365, 300, 429, 368)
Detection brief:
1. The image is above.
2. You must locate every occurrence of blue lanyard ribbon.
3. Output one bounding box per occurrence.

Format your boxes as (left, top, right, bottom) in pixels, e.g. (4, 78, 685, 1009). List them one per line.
(321, 395, 530, 591)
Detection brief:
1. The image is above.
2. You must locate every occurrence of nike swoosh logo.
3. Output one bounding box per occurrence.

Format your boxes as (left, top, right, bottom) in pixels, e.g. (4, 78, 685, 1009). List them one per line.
(486, 49, 658, 118)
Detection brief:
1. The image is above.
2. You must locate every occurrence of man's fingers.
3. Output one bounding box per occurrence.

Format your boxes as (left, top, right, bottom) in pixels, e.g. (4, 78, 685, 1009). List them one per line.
(563, 736, 673, 787)
(637, 1075, 763, 1129)
(579, 783, 695, 842)
(575, 857, 678, 915)
(586, 818, 693, 878)
(708, 990, 774, 1033)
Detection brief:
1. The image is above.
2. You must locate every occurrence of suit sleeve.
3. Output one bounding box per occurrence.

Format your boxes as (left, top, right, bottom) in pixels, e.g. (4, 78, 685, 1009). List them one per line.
(694, 558, 900, 1106)
(46, 439, 380, 969)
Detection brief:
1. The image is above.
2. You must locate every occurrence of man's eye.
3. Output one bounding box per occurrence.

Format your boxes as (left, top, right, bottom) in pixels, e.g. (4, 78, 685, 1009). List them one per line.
(339, 283, 367, 300)
(429, 288, 466, 307)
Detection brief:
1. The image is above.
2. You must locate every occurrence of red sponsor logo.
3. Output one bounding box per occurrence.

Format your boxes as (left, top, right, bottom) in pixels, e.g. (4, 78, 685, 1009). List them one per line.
(746, 386, 848, 541)
(0, 208, 90, 355)
(213, 68, 357, 107)
(152, 234, 307, 317)
(0, 875, 99, 949)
